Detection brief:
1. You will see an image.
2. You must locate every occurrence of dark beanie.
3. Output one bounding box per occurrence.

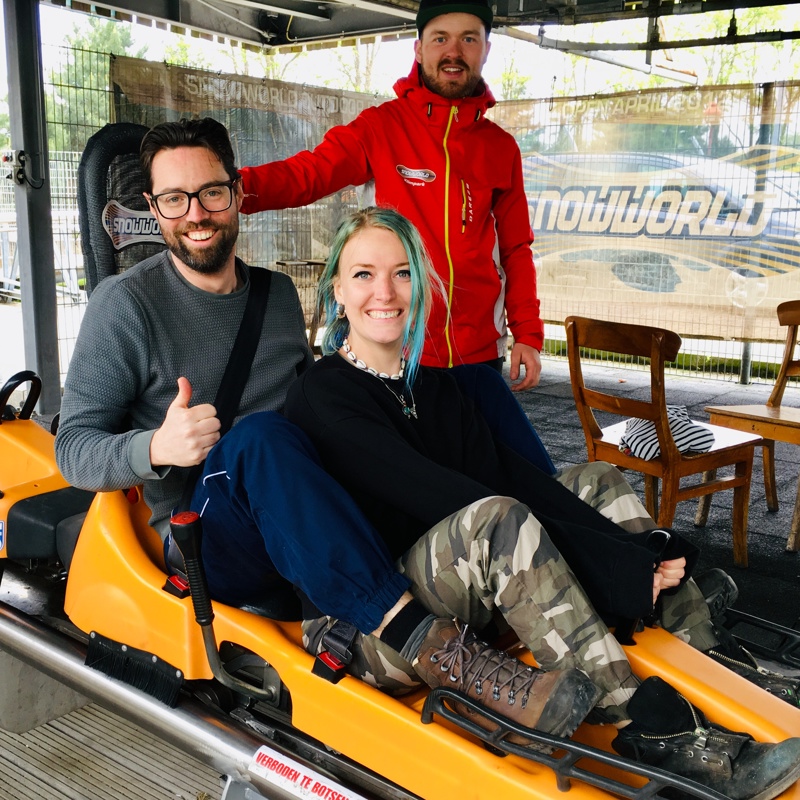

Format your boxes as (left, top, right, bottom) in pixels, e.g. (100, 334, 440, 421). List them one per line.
(416, 0, 493, 34)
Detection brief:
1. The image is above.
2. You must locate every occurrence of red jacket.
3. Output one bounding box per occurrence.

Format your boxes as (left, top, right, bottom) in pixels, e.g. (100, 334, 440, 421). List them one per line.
(240, 64, 543, 366)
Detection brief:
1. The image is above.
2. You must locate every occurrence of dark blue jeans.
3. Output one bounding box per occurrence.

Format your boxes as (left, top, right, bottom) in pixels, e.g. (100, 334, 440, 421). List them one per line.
(193, 412, 408, 634)
(450, 364, 556, 475)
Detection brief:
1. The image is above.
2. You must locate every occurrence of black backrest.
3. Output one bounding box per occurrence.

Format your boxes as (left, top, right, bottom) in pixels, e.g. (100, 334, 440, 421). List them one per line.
(78, 123, 167, 294)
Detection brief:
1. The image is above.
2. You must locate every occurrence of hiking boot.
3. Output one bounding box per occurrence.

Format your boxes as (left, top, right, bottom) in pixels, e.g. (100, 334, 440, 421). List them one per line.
(412, 618, 601, 746)
(705, 625, 800, 708)
(613, 676, 800, 800)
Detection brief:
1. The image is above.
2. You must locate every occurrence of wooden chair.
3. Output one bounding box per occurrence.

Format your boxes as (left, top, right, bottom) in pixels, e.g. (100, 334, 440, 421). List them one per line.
(704, 300, 800, 553)
(565, 316, 761, 567)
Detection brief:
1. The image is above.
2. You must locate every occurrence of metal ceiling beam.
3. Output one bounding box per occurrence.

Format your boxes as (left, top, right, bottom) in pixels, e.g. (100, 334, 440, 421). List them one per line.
(529, 27, 800, 52)
(42, 0, 800, 49)
(324, 0, 415, 21)
(500, 25, 699, 83)
(204, 0, 330, 23)
(44, 0, 269, 45)
(499, 0, 800, 27)
(42, 0, 417, 47)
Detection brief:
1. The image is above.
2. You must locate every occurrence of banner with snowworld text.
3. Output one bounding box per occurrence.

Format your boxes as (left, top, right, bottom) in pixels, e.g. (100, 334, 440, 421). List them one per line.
(491, 82, 800, 343)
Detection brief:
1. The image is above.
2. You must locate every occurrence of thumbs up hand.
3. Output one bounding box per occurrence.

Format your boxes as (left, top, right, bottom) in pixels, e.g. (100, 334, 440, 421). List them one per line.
(149, 377, 221, 467)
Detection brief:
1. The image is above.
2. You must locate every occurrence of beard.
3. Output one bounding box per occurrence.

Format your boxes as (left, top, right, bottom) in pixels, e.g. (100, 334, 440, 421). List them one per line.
(163, 217, 239, 276)
(419, 59, 483, 99)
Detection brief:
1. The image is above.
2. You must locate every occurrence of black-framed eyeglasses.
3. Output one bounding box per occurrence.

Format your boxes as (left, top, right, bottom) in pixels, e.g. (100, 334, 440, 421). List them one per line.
(149, 179, 238, 219)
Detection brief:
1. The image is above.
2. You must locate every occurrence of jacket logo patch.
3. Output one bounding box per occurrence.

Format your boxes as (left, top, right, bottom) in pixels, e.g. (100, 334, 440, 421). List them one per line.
(396, 165, 436, 183)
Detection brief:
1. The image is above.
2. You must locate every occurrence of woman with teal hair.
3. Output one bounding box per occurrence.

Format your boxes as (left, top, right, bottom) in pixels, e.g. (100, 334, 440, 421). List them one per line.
(317, 206, 556, 471)
(317, 206, 433, 387)
(284, 206, 800, 800)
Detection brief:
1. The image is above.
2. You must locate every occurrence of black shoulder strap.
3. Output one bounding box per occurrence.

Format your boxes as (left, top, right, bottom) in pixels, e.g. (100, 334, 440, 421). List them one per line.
(178, 267, 272, 511)
(213, 266, 272, 439)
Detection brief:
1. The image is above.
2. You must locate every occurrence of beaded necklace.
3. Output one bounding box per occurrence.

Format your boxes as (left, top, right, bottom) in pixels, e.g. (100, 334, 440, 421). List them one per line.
(341, 337, 418, 419)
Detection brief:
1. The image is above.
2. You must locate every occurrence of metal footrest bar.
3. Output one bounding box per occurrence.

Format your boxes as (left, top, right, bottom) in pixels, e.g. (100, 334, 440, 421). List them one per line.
(421, 687, 727, 799)
(723, 608, 800, 670)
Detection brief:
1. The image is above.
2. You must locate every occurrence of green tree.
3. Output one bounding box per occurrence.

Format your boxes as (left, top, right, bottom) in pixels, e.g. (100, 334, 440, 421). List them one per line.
(662, 6, 785, 86)
(560, 53, 591, 98)
(499, 55, 530, 100)
(163, 39, 211, 70)
(547, 21, 668, 97)
(536, 8, 799, 99)
(325, 42, 380, 94)
(223, 45, 306, 81)
(45, 17, 147, 152)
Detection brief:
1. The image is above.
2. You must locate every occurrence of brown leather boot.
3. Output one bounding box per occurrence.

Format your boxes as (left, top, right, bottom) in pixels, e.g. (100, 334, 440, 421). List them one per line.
(412, 618, 601, 746)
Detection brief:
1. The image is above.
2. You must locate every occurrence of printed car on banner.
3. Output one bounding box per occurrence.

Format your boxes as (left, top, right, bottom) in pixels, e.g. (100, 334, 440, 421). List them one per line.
(523, 151, 800, 339)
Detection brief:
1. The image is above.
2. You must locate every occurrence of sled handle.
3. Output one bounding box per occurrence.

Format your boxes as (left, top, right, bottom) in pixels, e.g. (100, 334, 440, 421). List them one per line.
(614, 618, 639, 646)
(0, 370, 41, 421)
(169, 511, 214, 627)
(169, 509, 279, 704)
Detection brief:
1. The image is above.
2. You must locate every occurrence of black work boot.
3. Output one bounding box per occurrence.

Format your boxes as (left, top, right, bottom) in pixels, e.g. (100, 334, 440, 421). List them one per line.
(705, 624, 800, 708)
(413, 619, 601, 746)
(612, 676, 800, 800)
(695, 567, 739, 620)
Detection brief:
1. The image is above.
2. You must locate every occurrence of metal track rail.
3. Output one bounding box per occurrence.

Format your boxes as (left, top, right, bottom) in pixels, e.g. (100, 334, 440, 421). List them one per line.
(0, 600, 411, 800)
(422, 688, 729, 800)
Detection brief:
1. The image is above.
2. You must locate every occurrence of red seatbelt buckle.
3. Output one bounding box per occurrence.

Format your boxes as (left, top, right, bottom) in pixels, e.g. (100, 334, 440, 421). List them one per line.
(312, 650, 348, 684)
(163, 573, 191, 599)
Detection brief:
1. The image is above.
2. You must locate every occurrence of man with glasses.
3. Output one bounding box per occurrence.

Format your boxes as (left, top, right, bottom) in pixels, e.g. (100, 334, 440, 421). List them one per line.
(56, 117, 312, 543)
(57, 117, 431, 650)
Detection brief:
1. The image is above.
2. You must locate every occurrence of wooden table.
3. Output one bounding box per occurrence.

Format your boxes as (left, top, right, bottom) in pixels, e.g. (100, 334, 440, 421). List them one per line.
(705, 403, 800, 551)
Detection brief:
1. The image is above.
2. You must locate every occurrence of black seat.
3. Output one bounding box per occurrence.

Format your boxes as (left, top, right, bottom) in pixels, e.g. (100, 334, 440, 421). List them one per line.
(77, 122, 166, 293)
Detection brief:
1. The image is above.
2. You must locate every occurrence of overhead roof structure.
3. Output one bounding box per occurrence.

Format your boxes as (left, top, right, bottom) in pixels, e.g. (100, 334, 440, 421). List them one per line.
(42, 0, 800, 52)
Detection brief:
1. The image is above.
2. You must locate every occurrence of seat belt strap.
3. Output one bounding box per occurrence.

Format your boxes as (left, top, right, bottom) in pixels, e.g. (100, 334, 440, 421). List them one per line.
(177, 266, 272, 513)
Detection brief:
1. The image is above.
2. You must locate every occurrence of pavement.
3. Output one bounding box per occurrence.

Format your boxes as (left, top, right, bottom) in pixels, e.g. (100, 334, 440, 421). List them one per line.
(510, 357, 800, 632)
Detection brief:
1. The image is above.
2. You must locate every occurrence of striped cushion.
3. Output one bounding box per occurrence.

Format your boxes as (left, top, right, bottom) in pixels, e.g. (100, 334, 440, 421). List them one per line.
(619, 405, 715, 460)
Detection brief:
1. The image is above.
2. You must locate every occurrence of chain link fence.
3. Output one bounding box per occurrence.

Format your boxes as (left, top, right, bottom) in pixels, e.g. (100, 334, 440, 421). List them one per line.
(15, 42, 798, 389)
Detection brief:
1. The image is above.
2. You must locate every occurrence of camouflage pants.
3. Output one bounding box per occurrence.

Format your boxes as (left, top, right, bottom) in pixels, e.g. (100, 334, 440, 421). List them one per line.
(556, 462, 717, 651)
(305, 461, 719, 723)
(305, 495, 640, 724)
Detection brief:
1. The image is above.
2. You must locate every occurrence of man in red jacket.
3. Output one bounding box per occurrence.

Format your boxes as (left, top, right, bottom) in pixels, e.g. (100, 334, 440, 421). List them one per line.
(239, 0, 543, 390)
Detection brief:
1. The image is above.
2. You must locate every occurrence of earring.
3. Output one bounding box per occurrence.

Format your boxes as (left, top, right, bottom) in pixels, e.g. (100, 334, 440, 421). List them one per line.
(335, 303, 346, 319)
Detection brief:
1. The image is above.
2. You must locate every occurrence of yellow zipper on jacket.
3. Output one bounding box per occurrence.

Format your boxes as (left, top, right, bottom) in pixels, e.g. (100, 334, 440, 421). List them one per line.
(442, 105, 458, 368)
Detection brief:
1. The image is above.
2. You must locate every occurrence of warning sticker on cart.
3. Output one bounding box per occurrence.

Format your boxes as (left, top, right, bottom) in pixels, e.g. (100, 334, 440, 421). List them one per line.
(250, 745, 368, 800)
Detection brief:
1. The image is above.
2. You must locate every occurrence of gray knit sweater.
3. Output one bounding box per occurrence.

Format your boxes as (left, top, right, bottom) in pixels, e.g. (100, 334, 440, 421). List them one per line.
(55, 250, 313, 536)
